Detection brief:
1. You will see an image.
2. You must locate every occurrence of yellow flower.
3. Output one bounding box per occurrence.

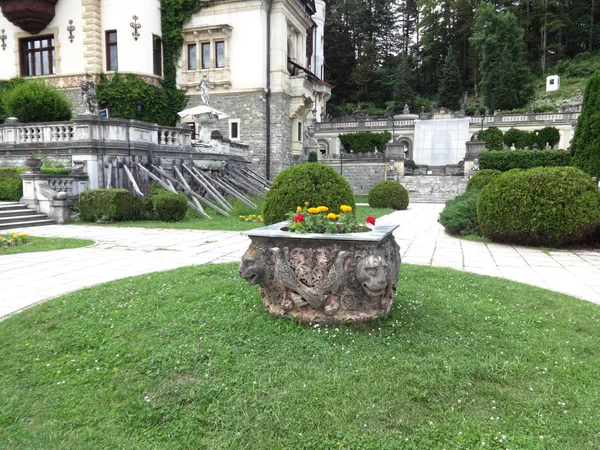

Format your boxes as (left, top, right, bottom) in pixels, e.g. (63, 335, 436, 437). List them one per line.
(249, 214, 256, 219)
(327, 213, 337, 220)
(296, 206, 303, 213)
(317, 206, 329, 213)
(12, 235, 17, 239)
(336, 214, 341, 219)
(239, 215, 246, 219)
(307, 207, 319, 214)
(340, 205, 353, 213)
(304, 201, 310, 206)
(19, 233, 28, 237)
(258, 216, 263, 221)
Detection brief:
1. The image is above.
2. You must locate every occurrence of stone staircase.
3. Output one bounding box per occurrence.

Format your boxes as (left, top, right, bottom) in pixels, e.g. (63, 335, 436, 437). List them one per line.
(0, 202, 55, 231)
(399, 175, 468, 203)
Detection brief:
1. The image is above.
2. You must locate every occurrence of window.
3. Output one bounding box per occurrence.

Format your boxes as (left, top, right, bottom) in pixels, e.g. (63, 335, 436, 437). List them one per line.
(229, 119, 240, 140)
(20, 35, 54, 76)
(215, 41, 225, 68)
(297, 121, 303, 142)
(201, 42, 210, 69)
(153, 35, 162, 76)
(186, 122, 196, 140)
(187, 44, 197, 70)
(106, 30, 118, 71)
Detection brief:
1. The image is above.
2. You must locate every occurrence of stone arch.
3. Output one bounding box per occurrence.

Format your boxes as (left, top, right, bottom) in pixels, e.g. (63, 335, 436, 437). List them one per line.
(317, 139, 329, 156)
(394, 136, 413, 160)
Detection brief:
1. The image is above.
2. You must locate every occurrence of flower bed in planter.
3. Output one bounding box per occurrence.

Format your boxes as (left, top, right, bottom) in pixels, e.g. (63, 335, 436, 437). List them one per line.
(239, 223, 401, 324)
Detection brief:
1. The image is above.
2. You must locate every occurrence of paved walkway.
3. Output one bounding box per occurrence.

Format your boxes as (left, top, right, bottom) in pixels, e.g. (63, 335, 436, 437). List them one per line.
(1, 203, 599, 319)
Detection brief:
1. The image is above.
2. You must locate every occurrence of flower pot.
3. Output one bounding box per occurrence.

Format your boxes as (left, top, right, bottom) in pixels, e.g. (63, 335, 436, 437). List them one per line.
(25, 158, 43, 172)
(239, 222, 401, 325)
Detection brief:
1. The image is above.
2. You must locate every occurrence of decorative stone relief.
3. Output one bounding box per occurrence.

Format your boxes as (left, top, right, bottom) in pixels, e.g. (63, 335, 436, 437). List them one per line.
(239, 231, 401, 324)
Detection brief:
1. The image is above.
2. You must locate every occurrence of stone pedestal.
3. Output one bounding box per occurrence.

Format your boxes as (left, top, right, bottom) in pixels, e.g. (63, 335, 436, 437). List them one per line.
(239, 223, 401, 324)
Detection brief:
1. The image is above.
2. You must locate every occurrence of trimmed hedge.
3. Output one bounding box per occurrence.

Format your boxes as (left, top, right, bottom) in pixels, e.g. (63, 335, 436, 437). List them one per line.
(438, 190, 480, 236)
(503, 128, 533, 149)
(263, 163, 355, 225)
(79, 189, 142, 222)
(368, 181, 409, 210)
(477, 167, 600, 246)
(153, 193, 188, 222)
(478, 127, 503, 151)
(3, 80, 72, 123)
(338, 131, 392, 154)
(0, 168, 26, 201)
(466, 169, 502, 192)
(479, 150, 571, 171)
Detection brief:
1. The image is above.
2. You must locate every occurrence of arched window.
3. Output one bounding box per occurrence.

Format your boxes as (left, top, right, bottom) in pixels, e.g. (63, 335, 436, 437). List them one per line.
(318, 139, 329, 155)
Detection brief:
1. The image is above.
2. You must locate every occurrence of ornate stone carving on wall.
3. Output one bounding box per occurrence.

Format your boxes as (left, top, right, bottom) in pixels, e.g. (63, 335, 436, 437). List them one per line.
(0, 0, 58, 34)
(239, 227, 401, 324)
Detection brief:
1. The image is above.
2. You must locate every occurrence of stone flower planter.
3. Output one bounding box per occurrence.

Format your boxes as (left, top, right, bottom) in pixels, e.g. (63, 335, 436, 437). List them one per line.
(25, 158, 43, 173)
(239, 222, 401, 325)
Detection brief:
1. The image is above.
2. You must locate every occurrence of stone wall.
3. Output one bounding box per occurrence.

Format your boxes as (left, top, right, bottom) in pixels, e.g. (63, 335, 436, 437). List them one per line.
(321, 158, 386, 195)
(186, 91, 293, 180)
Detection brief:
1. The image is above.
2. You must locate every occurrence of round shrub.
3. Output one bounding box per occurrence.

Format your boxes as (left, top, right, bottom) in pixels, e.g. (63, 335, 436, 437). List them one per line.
(466, 169, 502, 192)
(153, 193, 188, 222)
(477, 167, 600, 246)
(438, 190, 480, 236)
(263, 163, 355, 225)
(4, 81, 72, 122)
(478, 126, 504, 151)
(368, 181, 409, 210)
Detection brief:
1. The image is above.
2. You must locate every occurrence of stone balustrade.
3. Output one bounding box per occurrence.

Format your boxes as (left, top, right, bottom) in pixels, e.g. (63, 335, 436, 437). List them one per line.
(316, 111, 581, 133)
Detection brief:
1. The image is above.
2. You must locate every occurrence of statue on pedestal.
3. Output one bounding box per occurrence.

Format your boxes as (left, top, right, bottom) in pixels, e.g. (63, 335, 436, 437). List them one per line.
(80, 73, 98, 115)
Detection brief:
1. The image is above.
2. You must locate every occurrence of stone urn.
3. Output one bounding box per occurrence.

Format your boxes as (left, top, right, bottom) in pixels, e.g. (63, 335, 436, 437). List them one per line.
(25, 157, 43, 173)
(239, 223, 401, 325)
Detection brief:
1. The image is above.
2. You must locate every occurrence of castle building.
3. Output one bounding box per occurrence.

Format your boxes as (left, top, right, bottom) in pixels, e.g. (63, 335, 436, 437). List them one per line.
(0, 0, 331, 179)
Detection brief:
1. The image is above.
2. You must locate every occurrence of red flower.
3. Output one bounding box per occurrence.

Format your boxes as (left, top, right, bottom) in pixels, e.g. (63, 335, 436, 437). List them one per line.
(294, 213, 304, 223)
(366, 216, 376, 226)
(28, 152, 33, 155)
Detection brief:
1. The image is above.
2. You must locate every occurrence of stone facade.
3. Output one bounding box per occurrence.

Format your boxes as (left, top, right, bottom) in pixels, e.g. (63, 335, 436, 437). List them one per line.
(186, 91, 293, 179)
(321, 158, 386, 195)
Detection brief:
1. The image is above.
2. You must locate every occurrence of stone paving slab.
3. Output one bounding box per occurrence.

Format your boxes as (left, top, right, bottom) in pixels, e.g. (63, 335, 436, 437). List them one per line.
(2, 204, 600, 320)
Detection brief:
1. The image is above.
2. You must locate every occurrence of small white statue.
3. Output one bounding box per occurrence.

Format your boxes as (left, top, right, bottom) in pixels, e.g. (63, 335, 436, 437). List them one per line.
(200, 75, 212, 106)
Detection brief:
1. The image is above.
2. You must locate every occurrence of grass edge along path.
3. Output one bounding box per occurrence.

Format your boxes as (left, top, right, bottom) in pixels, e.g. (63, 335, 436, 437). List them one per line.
(1, 264, 598, 449)
(73, 205, 394, 232)
(0, 236, 95, 256)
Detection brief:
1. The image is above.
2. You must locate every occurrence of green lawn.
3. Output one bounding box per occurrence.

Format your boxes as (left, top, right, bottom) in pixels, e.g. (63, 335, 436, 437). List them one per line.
(1, 264, 599, 448)
(0, 236, 94, 256)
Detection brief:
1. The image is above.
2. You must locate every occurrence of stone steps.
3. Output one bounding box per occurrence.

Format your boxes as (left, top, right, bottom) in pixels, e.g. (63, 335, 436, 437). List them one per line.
(399, 176, 468, 203)
(0, 202, 55, 230)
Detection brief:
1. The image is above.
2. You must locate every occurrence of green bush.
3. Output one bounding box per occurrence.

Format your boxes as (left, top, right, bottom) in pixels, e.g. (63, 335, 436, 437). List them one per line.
(477, 167, 600, 246)
(338, 131, 392, 154)
(141, 182, 171, 219)
(308, 151, 318, 163)
(404, 159, 417, 171)
(466, 169, 502, 191)
(438, 190, 480, 236)
(534, 127, 561, 148)
(503, 128, 534, 149)
(79, 189, 142, 222)
(0, 168, 26, 201)
(479, 150, 571, 171)
(0, 78, 26, 122)
(40, 167, 70, 175)
(263, 163, 355, 225)
(368, 181, 409, 210)
(152, 193, 188, 222)
(96, 73, 187, 127)
(3, 81, 72, 123)
(478, 127, 504, 151)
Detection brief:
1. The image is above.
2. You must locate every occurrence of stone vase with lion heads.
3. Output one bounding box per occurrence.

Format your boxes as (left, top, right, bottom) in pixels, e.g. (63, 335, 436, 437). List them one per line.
(239, 223, 401, 325)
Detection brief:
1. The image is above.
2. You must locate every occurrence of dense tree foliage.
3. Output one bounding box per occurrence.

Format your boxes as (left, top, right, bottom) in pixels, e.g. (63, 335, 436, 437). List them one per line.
(324, 0, 600, 116)
(571, 71, 600, 178)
